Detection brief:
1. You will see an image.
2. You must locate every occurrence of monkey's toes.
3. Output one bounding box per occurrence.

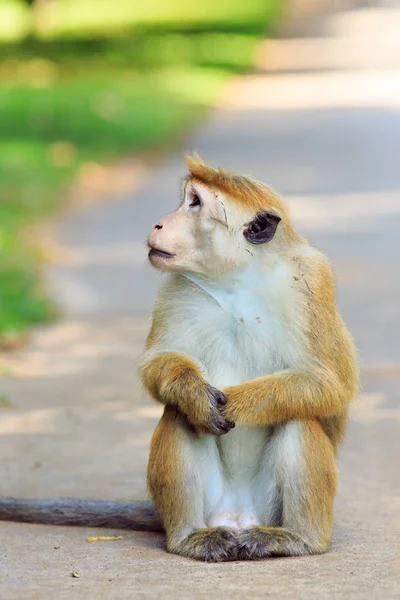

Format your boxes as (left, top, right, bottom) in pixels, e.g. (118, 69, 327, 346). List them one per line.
(177, 527, 238, 562)
(237, 527, 309, 560)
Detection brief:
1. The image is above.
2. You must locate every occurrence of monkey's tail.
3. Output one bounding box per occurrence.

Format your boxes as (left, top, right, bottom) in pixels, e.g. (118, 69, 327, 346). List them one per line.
(0, 498, 164, 532)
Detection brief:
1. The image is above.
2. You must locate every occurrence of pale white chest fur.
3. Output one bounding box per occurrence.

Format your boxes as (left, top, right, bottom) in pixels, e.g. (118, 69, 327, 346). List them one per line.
(172, 258, 306, 388)
(154, 258, 308, 528)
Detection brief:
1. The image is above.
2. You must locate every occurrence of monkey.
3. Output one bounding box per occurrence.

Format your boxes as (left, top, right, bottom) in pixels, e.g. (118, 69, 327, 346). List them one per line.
(137, 154, 358, 561)
(0, 155, 358, 563)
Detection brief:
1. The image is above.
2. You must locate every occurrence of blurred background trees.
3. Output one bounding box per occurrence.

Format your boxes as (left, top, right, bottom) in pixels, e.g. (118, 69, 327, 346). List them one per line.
(0, 0, 280, 345)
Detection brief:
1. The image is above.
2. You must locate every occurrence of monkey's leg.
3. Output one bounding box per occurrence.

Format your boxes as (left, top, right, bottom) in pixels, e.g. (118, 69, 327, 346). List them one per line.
(238, 420, 337, 559)
(148, 405, 238, 562)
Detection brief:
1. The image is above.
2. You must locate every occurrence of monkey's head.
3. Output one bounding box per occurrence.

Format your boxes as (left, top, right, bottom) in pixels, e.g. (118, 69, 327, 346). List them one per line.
(147, 154, 300, 277)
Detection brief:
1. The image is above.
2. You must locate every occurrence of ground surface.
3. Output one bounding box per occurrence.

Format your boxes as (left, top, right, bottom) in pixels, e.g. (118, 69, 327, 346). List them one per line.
(1, 2, 400, 598)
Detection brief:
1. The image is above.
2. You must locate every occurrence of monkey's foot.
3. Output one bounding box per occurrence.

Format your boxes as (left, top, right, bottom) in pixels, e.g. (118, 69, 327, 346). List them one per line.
(173, 527, 238, 562)
(237, 526, 309, 560)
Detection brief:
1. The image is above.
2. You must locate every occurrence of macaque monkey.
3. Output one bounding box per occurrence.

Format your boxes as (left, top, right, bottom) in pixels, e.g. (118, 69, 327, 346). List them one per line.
(139, 154, 358, 561)
(0, 155, 358, 563)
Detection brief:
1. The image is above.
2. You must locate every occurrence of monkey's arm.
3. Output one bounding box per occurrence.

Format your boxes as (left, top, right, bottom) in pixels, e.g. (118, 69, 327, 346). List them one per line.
(140, 351, 233, 435)
(221, 368, 354, 426)
(222, 259, 358, 426)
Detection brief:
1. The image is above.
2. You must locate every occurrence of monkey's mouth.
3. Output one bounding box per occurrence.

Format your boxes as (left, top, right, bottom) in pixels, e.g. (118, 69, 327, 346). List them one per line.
(148, 246, 175, 260)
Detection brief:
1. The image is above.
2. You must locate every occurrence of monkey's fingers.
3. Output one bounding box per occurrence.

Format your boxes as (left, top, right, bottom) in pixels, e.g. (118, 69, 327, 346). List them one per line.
(216, 417, 235, 434)
(207, 386, 228, 406)
(203, 412, 235, 436)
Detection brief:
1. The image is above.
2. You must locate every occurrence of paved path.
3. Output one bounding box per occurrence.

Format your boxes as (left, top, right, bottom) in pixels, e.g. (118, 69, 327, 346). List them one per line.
(1, 2, 400, 598)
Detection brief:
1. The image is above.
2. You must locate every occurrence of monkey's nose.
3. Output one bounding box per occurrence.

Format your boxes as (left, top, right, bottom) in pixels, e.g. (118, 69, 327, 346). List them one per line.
(153, 223, 163, 231)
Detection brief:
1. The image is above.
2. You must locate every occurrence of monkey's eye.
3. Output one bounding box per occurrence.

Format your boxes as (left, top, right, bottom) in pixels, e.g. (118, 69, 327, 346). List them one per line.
(189, 195, 201, 209)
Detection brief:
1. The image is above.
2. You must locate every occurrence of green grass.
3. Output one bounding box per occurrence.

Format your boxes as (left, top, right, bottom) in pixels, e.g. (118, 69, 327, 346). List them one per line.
(0, 0, 280, 343)
(0, 0, 279, 39)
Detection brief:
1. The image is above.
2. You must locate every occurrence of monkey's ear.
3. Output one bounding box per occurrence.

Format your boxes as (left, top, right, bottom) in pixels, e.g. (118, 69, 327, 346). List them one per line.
(243, 212, 281, 245)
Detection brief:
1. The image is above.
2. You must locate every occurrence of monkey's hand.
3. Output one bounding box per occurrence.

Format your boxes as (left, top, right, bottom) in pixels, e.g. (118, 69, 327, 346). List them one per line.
(139, 352, 235, 435)
(188, 385, 235, 437)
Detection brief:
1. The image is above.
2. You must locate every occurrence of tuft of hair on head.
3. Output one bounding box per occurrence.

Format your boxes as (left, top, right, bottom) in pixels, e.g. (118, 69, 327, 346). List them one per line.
(185, 152, 288, 217)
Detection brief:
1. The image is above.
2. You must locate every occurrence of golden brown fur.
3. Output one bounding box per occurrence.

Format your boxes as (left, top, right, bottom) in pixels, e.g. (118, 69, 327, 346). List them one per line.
(185, 153, 300, 246)
(185, 153, 285, 214)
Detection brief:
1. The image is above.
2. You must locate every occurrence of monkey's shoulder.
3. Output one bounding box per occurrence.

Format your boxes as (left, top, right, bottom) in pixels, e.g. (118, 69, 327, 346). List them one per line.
(288, 245, 334, 282)
(285, 246, 338, 305)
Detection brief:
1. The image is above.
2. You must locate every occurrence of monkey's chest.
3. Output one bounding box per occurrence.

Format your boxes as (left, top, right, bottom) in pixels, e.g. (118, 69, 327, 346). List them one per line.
(198, 309, 297, 388)
(183, 266, 302, 387)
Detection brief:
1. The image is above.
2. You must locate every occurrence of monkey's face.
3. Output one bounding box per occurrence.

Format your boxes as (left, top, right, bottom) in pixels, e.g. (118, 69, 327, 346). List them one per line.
(147, 180, 282, 277)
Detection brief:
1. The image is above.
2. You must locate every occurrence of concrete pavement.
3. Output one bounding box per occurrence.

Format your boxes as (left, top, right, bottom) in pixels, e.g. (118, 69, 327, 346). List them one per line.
(1, 2, 400, 598)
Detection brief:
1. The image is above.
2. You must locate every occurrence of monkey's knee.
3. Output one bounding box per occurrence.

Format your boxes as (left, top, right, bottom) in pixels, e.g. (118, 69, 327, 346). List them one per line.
(276, 421, 337, 553)
(168, 527, 239, 562)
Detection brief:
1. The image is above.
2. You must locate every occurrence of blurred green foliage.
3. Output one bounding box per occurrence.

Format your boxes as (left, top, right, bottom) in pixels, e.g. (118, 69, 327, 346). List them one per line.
(0, 0, 280, 342)
(1, 0, 279, 39)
